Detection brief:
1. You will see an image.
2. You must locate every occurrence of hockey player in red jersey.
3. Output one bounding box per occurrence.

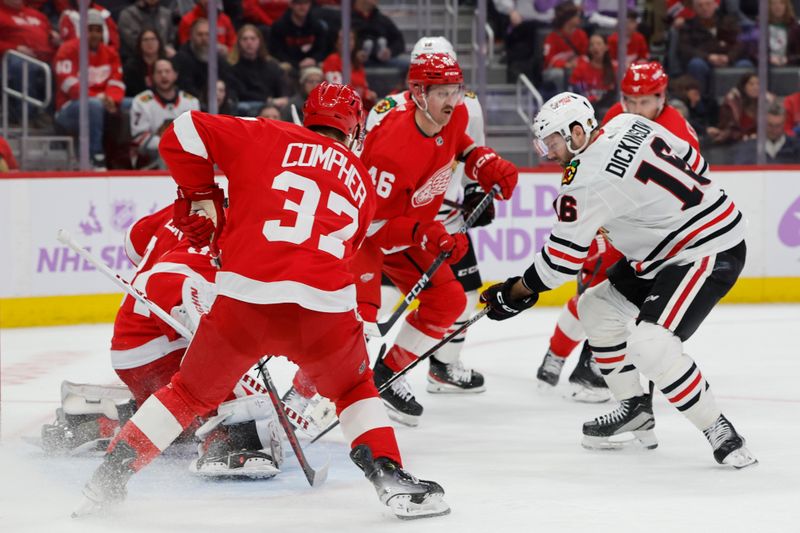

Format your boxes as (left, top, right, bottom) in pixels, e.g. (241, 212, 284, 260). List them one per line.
(536, 61, 700, 401)
(75, 83, 451, 520)
(482, 92, 756, 469)
(44, 206, 284, 478)
(355, 53, 518, 426)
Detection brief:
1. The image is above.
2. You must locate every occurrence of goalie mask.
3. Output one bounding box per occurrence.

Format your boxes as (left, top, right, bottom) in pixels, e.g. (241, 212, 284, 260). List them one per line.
(532, 92, 598, 158)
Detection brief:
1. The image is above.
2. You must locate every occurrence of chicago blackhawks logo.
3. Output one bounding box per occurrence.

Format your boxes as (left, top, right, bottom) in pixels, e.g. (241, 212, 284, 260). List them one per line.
(412, 161, 453, 207)
(562, 160, 580, 186)
(374, 97, 397, 114)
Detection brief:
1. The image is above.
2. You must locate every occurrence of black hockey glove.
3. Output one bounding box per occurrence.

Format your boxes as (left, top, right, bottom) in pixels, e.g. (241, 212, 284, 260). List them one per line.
(480, 276, 538, 321)
(462, 182, 495, 227)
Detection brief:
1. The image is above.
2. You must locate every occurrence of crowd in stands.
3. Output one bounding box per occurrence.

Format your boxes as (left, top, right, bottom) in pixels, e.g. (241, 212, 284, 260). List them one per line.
(1, 0, 800, 170)
(0, 0, 407, 169)
(490, 0, 800, 163)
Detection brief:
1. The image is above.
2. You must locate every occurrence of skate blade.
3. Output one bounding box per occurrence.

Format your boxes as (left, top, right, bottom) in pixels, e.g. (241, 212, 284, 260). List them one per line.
(388, 494, 451, 520)
(71, 494, 116, 518)
(565, 384, 611, 404)
(383, 402, 421, 427)
(536, 380, 559, 393)
(582, 429, 658, 451)
(425, 379, 486, 394)
(722, 447, 759, 469)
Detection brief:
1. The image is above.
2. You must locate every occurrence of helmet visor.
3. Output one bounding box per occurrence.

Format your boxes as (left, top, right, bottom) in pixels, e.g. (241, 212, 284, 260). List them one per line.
(533, 131, 567, 159)
(426, 84, 465, 106)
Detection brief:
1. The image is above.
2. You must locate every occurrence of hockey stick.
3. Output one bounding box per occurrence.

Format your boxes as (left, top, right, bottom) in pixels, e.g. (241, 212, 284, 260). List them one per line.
(309, 306, 490, 445)
(57, 229, 194, 339)
(58, 229, 327, 485)
(255, 357, 329, 487)
(375, 184, 499, 338)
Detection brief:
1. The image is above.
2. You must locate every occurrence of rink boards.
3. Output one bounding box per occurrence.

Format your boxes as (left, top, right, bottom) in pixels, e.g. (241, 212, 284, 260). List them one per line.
(2, 167, 799, 327)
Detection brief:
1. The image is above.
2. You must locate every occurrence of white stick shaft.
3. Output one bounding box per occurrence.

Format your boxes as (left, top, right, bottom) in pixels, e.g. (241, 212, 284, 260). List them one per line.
(56, 229, 194, 340)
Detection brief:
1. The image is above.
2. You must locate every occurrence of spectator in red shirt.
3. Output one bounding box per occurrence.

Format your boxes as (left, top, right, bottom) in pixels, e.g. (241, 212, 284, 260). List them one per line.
(178, 0, 236, 54)
(569, 33, 616, 117)
(607, 12, 649, 67)
(542, 2, 588, 94)
(783, 86, 800, 137)
(58, 0, 120, 51)
(322, 29, 377, 109)
(242, 0, 288, 30)
(53, 9, 125, 169)
(0, 0, 57, 121)
(0, 135, 19, 171)
(707, 72, 774, 145)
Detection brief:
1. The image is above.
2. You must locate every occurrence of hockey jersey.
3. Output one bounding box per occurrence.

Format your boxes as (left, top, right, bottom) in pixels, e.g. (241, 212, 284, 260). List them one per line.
(160, 111, 375, 313)
(524, 113, 745, 292)
(603, 102, 700, 151)
(53, 38, 124, 111)
(360, 102, 474, 252)
(130, 90, 200, 152)
(366, 90, 485, 232)
(111, 212, 216, 370)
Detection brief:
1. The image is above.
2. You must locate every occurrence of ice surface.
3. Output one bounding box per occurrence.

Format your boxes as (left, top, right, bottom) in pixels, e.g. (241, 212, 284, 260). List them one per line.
(1, 304, 799, 533)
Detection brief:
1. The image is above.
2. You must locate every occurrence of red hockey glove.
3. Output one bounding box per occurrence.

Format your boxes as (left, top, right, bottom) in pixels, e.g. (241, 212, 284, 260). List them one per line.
(464, 146, 518, 200)
(480, 276, 538, 321)
(412, 220, 468, 263)
(173, 185, 226, 256)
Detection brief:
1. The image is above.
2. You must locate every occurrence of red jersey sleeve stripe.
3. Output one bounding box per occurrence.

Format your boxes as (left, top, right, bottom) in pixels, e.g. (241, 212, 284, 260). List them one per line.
(545, 246, 585, 264)
(172, 111, 208, 159)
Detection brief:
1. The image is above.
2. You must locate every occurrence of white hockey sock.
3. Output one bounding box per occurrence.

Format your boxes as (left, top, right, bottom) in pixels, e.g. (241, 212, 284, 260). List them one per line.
(589, 341, 643, 400)
(628, 322, 721, 431)
(433, 290, 479, 364)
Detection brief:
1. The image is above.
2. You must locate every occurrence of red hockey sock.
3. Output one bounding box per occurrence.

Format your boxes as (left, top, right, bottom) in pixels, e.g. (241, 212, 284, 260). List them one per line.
(549, 325, 580, 358)
(383, 345, 417, 373)
(352, 426, 402, 466)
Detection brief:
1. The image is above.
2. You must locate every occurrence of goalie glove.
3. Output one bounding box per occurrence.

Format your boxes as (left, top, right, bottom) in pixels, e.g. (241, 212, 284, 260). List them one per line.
(480, 276, 538, 321)
(464, 146, 518, 200)
(174, 185, 226, 256)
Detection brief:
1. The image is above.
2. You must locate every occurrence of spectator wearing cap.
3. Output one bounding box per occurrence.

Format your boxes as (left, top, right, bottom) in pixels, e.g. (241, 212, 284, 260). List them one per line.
(707, 72, 774, 145)
(173, 18, 242, 106)
(352, 0, 406, 68)
(733, 101, 800, 164)
(53, 9, 125, 169)
(280, 65, 322, 122)
(542, 2, 588, 95)
(268, 0, 328, 71)
(58, 0, 120, 51)
(607, 11, 649, 68)
(678, 0, 751, 96)
(230, 24, 289, 116)
(178, 0, 236, 55)
(0, 0, 57, 122)
(118, 0, 176, 61)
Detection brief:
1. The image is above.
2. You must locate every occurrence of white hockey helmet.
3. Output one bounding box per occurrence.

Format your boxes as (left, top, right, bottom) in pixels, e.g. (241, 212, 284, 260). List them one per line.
(411, 36, 457, 61)
(532, 92, 598, 157)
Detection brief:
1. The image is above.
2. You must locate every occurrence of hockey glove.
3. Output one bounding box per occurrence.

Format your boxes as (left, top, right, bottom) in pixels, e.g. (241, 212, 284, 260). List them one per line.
(412, 220, 469, 264)
(480, 276, 538, 321)
(464, 146, 518, 200)
(462, 182, 495, 227)
(174, 185, 226, 255)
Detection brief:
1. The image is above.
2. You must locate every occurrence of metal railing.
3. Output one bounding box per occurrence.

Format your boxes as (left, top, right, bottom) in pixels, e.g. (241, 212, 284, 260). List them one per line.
(470, 17, 494, 92)
(516, 74, 543, 166)
(443, 0, 459, 50)
(2, 50, 53, 164)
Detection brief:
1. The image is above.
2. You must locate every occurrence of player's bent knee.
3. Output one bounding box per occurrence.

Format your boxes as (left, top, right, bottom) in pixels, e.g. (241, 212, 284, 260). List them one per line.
(578, 281, 631, 344)
(626, 321, 683, 378)
(418, 279, 467, 326)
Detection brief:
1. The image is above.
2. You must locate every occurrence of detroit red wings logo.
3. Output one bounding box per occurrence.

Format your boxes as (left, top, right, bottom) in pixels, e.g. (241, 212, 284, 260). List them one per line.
(412, 161, 454, 207)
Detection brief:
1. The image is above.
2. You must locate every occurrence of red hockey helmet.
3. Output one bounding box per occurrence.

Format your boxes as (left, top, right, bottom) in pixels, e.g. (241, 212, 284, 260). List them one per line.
(303, 81, 365, 138)
(621, 61, 668, 96)
(407, 52, 464, 92)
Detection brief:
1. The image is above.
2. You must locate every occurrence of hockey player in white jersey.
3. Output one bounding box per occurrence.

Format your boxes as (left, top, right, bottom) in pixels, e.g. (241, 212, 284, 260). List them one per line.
(480, 92, 757, 468)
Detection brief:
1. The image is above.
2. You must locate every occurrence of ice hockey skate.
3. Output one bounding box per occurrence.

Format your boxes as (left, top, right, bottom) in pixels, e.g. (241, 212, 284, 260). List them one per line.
(582, 392, 658, 450)
(72, 442, 137, 518)
(566, 342, 611, 403)
(536, 349, 566, 388)
(374, 357, 423, 427)
(189, 428, 281, 479)
(426, 356, 486, 393)
(350, 445, 450, 520)
(703, 415, 758, 469)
